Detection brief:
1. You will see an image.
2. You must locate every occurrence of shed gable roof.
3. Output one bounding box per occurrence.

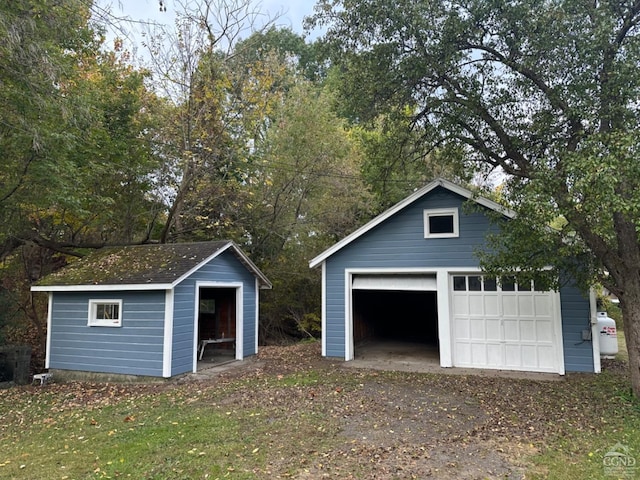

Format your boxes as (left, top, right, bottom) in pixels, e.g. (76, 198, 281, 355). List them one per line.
(32, 241, 272, 291)
(309, 178, 514, 268)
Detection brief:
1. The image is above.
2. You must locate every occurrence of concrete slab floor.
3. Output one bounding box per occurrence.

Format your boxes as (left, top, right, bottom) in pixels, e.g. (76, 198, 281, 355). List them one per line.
(345, 340, 565, 381)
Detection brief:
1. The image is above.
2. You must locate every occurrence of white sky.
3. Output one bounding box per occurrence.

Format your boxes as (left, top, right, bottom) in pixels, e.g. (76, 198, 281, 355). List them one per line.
(96, 0, 320, 50)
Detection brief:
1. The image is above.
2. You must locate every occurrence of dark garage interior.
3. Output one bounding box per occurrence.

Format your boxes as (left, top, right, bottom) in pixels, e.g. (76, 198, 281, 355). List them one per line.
(352, 289, 439, 351)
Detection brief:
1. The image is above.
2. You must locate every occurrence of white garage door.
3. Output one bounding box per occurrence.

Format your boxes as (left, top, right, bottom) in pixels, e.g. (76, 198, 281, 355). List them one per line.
(451, 275, 562, 373)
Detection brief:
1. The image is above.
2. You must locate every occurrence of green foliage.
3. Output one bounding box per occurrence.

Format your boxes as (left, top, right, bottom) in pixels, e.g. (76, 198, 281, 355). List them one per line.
(240, 81, 372, 340)
(233, 26, 325, 82)
(311, 0, 640, 395)
(310, 0, 640, 289)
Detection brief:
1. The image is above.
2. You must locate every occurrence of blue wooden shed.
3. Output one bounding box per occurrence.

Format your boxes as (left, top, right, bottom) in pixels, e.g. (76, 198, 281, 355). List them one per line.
(309, 178, 600, 374)
(31, 241, 271, 378)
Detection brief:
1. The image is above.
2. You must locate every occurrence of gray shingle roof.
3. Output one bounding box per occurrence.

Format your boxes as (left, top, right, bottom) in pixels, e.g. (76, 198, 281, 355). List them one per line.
(34, 241, 271, 288)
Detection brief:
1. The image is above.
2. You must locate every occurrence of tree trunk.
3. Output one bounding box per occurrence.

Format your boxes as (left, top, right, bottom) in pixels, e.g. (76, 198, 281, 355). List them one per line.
(619, 291, 640, 398)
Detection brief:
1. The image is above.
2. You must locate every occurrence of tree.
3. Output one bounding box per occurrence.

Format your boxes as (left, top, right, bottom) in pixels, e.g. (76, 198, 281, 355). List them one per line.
(142, 0, 279, 243)
(310, 0, 640, 396)
(0, 1, 163, 353)
(245, 82, 372, 339)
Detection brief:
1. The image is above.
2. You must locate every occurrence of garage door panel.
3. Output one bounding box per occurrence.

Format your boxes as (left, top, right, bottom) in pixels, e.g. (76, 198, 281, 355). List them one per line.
(454, 318, 470, 338)
(504, 344, 522, 367)
(470, 319, 486, 340)
(520, 320, 536, 342)
(455, 342, 471, 364)
(502, 296, 518, 316)
(453, 297, 469, 315)
(537, 346, 556, 369)
(518, 296, 535, 316)
(486, 319, 501, 341)
(452, 275, 560, 373)
(520, 345, 539, 368)
(484, 296, 499, 316)
(503, 319, 519, 341)
(486, 344, 502, 366)
(536, 321, 553, 342)
(469, 295, 485, 314)
(471, 343, 487, 364)
(534, 295, 552, 315)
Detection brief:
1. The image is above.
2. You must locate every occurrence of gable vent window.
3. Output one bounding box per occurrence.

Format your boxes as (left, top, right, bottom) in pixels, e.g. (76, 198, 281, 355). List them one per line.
(88, 299, 123, 327)
(424, 208, 459, 238)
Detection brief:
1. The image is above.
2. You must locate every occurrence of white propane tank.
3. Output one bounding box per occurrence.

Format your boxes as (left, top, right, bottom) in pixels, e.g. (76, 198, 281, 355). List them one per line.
(597, 311, 619, 357)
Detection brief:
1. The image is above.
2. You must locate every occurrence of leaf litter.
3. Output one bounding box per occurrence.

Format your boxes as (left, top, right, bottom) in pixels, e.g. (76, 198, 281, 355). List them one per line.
(0, 342, 634, 479)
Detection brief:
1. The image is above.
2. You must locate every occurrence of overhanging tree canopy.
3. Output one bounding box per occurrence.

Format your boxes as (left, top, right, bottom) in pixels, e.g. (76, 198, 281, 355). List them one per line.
(310, 0, 640, 396)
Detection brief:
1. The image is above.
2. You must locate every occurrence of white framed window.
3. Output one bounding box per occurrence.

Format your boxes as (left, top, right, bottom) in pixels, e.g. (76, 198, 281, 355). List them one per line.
(88, 299, 123, 327)
(424, 208, 459, 238)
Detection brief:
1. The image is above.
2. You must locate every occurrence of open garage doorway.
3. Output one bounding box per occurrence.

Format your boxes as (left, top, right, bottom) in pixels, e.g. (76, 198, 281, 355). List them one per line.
(351, 280, 440, 366)
(197, 287, 238, 367)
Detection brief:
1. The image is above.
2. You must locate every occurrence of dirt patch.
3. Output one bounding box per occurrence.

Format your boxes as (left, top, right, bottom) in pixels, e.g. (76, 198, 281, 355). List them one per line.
(209, 342, 552, 478)
(10, 341, 626, 479)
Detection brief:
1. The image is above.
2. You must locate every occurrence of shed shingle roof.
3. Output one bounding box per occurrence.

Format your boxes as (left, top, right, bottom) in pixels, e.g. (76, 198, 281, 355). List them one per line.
(33, 241, 271, 289)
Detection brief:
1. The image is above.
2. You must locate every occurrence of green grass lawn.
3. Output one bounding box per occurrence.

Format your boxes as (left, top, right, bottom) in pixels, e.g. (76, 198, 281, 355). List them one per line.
(1, 343, 639, 479)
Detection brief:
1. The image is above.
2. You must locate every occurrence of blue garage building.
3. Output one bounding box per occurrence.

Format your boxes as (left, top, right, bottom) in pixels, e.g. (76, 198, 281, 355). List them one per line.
(310, 178, 600, 374)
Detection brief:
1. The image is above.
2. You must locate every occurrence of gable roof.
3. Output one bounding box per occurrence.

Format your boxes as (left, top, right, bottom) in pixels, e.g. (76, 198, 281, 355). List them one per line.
(32, 241, 272, 291)
(309, 177, 514, 269)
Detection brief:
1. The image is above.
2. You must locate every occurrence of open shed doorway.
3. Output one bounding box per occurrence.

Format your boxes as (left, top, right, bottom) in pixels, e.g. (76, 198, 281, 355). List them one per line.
(197, 287, 237, 366)
(352, 288, 439, 365)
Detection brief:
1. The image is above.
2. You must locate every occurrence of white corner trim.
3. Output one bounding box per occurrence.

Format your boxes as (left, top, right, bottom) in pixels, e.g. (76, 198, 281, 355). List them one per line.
(437, 272, 452, 367)
(553, 291, 566, 375)
(45, 293, 53, 369)
(236, 284, 244, 360)
(345, 270, 353, 361)
(321, 262, 327, 357)
(590, 287, 601, 373)
(255, 277, 260, 355)
(163, 289, 174, 378)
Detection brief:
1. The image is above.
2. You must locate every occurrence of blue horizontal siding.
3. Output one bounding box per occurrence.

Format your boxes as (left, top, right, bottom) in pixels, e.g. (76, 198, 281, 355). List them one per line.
(171, 249, 259, 376)
(325, 188, 497, 357)
(49, 291, 165, 376)
(560, 284, 594, 372)
(323, 187, 595, 372)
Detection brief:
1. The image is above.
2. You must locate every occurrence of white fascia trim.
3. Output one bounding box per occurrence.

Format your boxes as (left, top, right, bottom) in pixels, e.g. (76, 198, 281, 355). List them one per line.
(45, 293, 53, 369)
(309, 178, 514, 268)
(590, 287, 601, 373)
(31, 283, 172, 292)
(175, 243, 234, 287)
(173, 242, 272, 290)
(163, 289, 174, 378)
(321, 262, 327, 357)
(346, 267, 483, 274)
